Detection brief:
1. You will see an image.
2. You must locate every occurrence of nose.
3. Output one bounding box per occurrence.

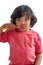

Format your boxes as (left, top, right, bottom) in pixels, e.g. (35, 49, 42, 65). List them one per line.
(21, 21, 25, 24)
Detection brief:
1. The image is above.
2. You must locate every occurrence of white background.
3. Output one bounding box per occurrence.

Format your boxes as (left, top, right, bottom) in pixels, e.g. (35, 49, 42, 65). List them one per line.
(0, 0, 43, 65)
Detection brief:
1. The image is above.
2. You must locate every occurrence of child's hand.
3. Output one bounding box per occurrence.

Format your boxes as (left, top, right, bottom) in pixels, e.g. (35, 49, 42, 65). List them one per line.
(0, 23, 16, 35)
(1, 23, 16, 31)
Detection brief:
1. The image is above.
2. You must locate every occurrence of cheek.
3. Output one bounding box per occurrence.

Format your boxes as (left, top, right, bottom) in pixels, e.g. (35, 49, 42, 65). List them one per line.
(16, 21, 21, 27)
(25, 19, 31, 26)
(26, 22, 30, 27)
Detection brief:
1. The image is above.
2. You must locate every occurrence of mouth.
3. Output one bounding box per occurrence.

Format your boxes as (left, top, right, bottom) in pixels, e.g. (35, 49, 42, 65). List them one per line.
(19, 25, 26, 30)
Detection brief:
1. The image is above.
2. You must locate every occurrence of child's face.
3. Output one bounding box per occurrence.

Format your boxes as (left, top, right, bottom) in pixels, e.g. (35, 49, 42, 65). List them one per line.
(15, 15, 31, 31)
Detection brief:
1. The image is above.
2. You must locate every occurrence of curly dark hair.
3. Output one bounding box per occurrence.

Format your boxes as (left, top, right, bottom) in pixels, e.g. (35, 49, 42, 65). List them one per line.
(10, 5, 37, 28)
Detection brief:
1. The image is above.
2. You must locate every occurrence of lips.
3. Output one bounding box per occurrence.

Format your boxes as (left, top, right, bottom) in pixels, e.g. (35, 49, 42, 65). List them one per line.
(19, 25, 26, 30)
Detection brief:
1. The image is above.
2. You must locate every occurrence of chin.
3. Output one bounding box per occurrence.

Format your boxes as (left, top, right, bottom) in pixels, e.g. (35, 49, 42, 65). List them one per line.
(19, 29, 27, 32)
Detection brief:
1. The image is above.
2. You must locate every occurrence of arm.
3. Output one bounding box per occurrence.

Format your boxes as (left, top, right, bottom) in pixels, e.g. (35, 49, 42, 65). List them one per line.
(35, 53, 42, 65)
(0, 23, 16, 35)
(0, 23, 16, 42)
(35, 33, 42, 65)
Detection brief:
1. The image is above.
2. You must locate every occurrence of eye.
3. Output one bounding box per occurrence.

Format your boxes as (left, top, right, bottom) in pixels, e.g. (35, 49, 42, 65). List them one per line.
(25, 18, 28, 21)
(16, 18, 21, 21)
(27, 16, 31, 20)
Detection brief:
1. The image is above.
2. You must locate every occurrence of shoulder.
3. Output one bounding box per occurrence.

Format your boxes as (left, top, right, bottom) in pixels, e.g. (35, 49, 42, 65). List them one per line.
(31, 29, 41, 41)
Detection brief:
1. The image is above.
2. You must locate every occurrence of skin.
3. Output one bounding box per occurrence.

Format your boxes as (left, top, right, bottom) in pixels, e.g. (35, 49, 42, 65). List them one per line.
(0, 23, 16, 35)
(35, 53, 42, 65)
(15, 15, 31, 31)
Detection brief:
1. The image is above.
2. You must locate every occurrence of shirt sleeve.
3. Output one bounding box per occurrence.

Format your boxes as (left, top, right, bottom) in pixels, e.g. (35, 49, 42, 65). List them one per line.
(35, 33, 42, 54)
(0, 31, 9, 43)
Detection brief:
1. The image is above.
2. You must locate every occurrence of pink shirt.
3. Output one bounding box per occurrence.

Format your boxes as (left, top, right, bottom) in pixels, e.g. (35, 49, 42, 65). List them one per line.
(0, 29, 42, 65)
